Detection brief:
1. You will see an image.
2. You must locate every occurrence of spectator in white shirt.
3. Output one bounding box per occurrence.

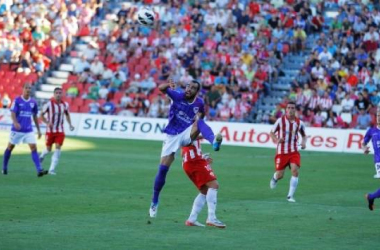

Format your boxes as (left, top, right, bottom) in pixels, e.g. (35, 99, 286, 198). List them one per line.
(74, 55, 90, 74)
(341, 93, 355, 112)
(90, 56, 104, 76)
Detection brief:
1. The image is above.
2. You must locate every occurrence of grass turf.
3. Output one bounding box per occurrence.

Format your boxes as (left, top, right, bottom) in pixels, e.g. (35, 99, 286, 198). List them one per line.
(0, 132, 379, 250)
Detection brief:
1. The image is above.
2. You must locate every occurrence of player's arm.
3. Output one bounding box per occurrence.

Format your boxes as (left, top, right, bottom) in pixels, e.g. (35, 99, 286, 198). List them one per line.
(64, 104, 75, 131)
(159, 78, 183, 101)
(299, 122, 307, 149)
(362, 129, 372, 154)
(270, 119, 283, 144)
(40, 103, 53, 128)
(33, 114, 41, 139)
(10, 111, 21, 130)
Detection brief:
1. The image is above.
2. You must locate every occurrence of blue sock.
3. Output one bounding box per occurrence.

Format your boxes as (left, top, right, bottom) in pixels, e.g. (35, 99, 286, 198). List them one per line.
(369, 188, 380, 200)
(3, 148, 11, 171)
(31, 150, 42, 172)
(197, 119, 215, 145)
(152, 164, 169, 204)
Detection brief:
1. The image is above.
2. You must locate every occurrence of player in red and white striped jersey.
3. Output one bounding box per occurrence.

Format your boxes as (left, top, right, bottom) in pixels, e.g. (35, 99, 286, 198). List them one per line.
(39, 87, 74, 175)
(182, 139, 226, 228)
(269, 101, 307, 202)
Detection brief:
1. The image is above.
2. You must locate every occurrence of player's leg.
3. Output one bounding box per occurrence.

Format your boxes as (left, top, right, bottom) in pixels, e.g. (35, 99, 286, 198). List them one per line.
(204, 180, 226, 228)
(366, 188, 380, 211)
(28, 143, 48, 177)
(190, 118, 222, 151)
(186, 186, 207, 227)
(287, 163, 300, 203)
(270, 154, 288, 189)
(49, 134, 65, 175)
(2, 143, 15, 175)
(149, 153, 175, 218)
(40, 133, 53, 163)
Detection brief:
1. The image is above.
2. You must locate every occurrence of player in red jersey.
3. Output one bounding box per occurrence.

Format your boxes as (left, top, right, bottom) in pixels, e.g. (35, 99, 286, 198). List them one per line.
(39, 87, 74, 175)
(182, 139, 226, 228)
(269, 101, 307, 202)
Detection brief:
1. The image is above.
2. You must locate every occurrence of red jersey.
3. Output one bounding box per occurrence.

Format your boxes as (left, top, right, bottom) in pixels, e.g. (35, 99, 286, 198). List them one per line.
(182, 140, 204, 163)
(271, 116, 306, 155)
(42, 98, 69, 133)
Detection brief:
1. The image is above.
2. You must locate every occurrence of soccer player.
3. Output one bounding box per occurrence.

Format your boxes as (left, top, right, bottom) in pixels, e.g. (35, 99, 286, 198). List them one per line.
(269, 101, 307, 202)
(182, 139, 226, 228)
(39, 87, 75, 175)
(2, 83, 48, 177)
(149, 78, 223, 218)
(363, 110, 380, 210)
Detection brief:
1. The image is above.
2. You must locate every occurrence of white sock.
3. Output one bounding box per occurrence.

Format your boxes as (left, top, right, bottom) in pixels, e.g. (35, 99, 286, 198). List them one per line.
(49, 149, 61, 172)
(40, 149, 49, 159)
(188, 193, 206, 222)
(273, 172, 278, 181)
(206, 188, 218, 221)
(288, 176, 299, 198)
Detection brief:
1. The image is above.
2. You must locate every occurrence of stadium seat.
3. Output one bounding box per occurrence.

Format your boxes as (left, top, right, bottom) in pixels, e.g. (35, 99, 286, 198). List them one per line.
(73, 97, 84, 106)
(341, 112, 352, 124)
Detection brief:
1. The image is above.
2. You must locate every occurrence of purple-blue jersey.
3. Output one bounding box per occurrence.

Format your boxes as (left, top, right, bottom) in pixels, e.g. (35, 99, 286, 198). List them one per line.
(10, 96, 38, 133)
(164, 89, 204, 135)
(364, 127, 380, 162)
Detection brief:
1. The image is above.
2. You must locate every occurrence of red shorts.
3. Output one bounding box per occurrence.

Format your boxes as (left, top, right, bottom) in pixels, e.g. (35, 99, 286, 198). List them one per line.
(45, 132, 65, 147)
(274, 151, 301, 171)
(183, 159, 217, 190)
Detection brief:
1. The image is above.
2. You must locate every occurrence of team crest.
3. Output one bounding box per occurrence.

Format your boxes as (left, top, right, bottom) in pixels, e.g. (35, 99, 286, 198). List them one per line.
(30, 103, 35, 108)
(193, 107, 199, 114)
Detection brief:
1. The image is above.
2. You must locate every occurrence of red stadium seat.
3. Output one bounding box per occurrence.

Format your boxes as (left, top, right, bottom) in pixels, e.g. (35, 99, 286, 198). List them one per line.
(73, 97, 84, 106)
(69, 104, 80, 112)
(68, 75, 79, 83)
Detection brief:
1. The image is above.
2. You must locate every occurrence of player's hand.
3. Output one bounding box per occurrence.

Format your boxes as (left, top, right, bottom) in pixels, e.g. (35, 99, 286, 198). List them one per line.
(278, 137, 285, 144)
(364, 147, 370, 154)
(48, 122, 54, 129)
(70, 125, 75, 131)
(37, 131, 42, 139)
(301, 143, 306, 150)
(14, 122, 21, 130)
(203, 153, 213, 164)
(168, 78, 176, 89)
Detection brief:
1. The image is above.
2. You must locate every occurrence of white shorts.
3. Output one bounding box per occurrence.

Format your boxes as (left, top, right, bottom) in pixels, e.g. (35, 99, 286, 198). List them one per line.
(9, 131, 36, 145)
(161, 126, 193, 158)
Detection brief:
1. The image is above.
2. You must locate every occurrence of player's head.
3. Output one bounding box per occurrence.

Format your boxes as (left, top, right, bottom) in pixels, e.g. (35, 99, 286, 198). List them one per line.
(22, 83, 32, 98)
(286, 101, 296, 118)
(54, 87, 63, 101)
(185, 80, 201, 99)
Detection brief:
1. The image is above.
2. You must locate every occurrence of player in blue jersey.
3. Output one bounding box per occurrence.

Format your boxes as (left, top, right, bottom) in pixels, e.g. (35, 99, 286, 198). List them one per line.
(363, 110, 380, 210)
(2, 83, 48, 177)
(149, 78, 223, 218)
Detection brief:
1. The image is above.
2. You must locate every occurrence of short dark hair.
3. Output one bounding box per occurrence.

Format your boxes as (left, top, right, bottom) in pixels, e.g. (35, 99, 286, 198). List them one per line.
(191, 79, 201, 92)
(287, 101, 296, 107)
(54, 87, 62, 92)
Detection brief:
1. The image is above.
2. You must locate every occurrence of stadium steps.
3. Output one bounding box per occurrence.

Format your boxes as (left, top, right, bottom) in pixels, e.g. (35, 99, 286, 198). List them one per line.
(46, 77, 67, 85)
(52, 71, 70, 79)
(40, 84, 59, 92)
(36, 91, 54, 99)
(59, 64, 74, 72)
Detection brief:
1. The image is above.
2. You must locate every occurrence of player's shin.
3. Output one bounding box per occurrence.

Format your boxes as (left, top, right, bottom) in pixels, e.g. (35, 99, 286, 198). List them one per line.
(288, 176, 299, 198)
(50, 149, 61, 172)
(197, 119, 215, 144)
(3, 148, 12, 172)
(152, 164, 169, 204)
(31, 150, 42, 172)
(206, 188, 218, 221)
(39, 149, 49, 162)
(188, 193, 206, 222)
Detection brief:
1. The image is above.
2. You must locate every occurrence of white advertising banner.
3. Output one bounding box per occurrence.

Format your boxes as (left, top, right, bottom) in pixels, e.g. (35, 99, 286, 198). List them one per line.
(0, 109, 369, 154)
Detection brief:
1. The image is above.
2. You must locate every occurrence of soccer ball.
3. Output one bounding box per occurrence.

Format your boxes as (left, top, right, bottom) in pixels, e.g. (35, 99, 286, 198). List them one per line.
(137, 7, 155, 27)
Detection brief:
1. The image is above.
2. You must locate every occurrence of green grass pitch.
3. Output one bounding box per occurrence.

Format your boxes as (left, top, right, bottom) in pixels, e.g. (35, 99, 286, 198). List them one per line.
(0, 131, 379, 250)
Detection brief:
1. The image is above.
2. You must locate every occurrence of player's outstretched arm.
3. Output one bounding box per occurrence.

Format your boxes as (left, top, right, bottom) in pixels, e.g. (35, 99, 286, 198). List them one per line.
(158, 78, 176, 93)
(362, 142, 370, 154)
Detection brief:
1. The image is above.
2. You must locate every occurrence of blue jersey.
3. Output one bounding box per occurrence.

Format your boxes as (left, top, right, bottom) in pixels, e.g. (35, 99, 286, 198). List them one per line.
(10, 96, 38, 133)
(364, 127, 380, 163)
(164, 89, 205, 135)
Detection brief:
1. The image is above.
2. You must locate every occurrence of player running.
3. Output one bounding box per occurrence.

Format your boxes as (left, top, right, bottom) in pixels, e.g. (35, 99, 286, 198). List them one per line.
(182, 139, 226, 228)
(2, 83, 48, 177)
(149, 78, 223, 218)
(363, 110, 380, 210)
(269, 101, 307, 202)
(39, 87, 75, 175)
